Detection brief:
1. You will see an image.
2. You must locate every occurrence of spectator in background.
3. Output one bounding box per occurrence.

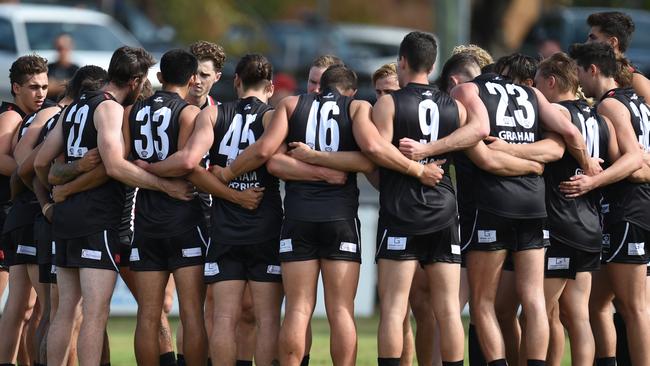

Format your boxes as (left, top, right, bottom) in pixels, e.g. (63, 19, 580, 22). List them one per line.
(537, 39, 562, 59)
(47, 34, 79, 100)
(269, 72, 297, 107)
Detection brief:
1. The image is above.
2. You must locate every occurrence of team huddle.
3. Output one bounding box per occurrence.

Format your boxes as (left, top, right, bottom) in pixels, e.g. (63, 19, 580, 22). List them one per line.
(0, 9, 648, 366)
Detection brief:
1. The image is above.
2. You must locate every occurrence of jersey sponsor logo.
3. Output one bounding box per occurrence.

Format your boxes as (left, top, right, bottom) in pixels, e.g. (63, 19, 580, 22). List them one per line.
(339, 242, 357, 253)
(497, 130, 535, 143)
(601, 203, 610, 214)
(129, 248, 140, 262)
(279, 239, 293, 253)
(182, 247, 202, 258)
(81, 249, 102, 261)
(244, 104, 252, 111)
(477, 230, 497, 243)
(16, 245, 37, 256)
(266, 265, 282, 275)
(543, 230, 550, 240)
(323, 92, 335, 99)
(451, 244, 461, 255)
(204, 262, 219, 276)
(628, 242, 645, 256)
(547, 257, 570, 270)
(387, 237, 407, 251)
(421, 90, 433, 97)
(153, 97, 164, 103)
(228, 171, 261, 190)
(602, 233, 611, 248)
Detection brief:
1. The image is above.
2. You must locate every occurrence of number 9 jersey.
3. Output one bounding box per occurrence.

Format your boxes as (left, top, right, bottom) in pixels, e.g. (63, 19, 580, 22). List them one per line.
(55, 91, 126, 239)
(473, 73, 544, 219)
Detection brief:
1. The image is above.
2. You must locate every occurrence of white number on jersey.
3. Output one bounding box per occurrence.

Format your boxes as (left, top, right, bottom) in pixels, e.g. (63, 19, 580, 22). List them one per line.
(218, 113, 257, 165)
(134, 106, 172, 160)
(577, 114, 600, 158)
(305, 101, 340, 152)
(629, 101, 650, 150)
(418, 99, 440, 142)
(65, 104, 90, 158)
(485, 82, 536, 129)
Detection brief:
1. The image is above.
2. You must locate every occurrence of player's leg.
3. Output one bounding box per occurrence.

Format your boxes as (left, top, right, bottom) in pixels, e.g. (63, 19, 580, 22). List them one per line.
(26, 264, 49, 365)
(47, 267, 81, 366)
(0, 269, 7, 299)
(589, 268, 616, 362)
(236, 284, 257, 363)
(493, 268, 520, 366)
(559, 272, 594, 366)
(543, 276, 567, 366)
(133, 270, 169, 365)
(249, 280, 283, 366)
(408, 266, 437, 366)
(399, 309, 415, 366)
(0, 264, 34, 363)
(209, 280, 246, 365)
(161, 275, 176, 357)
(173, 264, 208, 366)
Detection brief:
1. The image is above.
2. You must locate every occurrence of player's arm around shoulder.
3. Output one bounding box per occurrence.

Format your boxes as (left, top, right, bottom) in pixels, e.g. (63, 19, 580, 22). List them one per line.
(34, 113, 65, 187)
(0, 110, 23, 176)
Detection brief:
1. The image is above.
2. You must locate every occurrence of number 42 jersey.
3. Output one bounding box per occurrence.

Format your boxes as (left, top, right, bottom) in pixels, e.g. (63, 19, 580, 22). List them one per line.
(129, 90, 202, 238)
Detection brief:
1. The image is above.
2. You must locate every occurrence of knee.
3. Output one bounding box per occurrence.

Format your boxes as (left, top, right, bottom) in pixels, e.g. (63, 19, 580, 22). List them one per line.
(240, 306, 256, 325)
(617, 300, 647, 321)
(520, 294, 546, 316)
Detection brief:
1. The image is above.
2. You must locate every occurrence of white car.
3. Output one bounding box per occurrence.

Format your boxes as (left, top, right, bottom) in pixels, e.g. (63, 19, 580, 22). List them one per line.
(0, 3, 160, 100)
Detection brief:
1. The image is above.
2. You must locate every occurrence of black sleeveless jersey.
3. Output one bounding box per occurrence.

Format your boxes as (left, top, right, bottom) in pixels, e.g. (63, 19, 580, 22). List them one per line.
(0, 102, 26, 205)
(473, 73, 545, 218)
(600, 87, 650, 231)
(129, 90, 202, 237)
(454, 153, 478, 218)
(545, 100, 610, 252)
(2, 102, 57, 234)
(197, 95, 217, 218)
(53, 91, 126, 239)
(378, 83, 459, 234)
(284, 89, 360, 221)
(209, 96, 282, 244)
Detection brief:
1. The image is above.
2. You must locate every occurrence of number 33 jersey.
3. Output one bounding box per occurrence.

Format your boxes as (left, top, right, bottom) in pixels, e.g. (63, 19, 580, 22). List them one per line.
(379, 83, 459, 235)
(55, 91, 126, 239)
(128, 90, 202, 237)
(473, 73, 545, 219)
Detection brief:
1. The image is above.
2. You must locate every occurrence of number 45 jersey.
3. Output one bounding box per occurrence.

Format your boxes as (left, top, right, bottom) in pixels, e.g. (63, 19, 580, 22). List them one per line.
(473, 73, 545, 219)
(128, 90, 202, 238)
(379, 83, 459, 235)
(55, 91, 126, 239)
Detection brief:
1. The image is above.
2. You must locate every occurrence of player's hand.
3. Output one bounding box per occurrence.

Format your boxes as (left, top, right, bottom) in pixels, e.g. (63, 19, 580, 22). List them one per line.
(417, 160, 445, 187)
(532, 162, 545, 175)
(51, 184, 69, 203)
(161, 178, 196, 201)
(399, 138, 430, 161)
(133, 159, 149, 170)
(318, 166, 347, 185)
(77, 148, 101, 172)
(484, 136, 510, 152)
(583, 157, 604, 176)
(235, 187, 265, 210)
(641, 145, 650, 167)
(287, 142, 318, 163)
(559, 174, 596, 198)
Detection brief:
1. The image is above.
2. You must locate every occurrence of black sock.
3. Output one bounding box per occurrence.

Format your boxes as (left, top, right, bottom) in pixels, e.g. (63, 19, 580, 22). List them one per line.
(0, 364, 15, 366)
(207, 358, 212, 366)
(595, 357, 616, 366)
(443, 361, 464, 366)
(487, 360, 507, 366)
(527, 360, 545, 366)
(100, 364, 111, 366)
(33, 364, 47, 366)
(377, 358, 400, 366)
(159, 352, 176, 366)
(235, 361, 253, 366)
(469, 323, 487, 366)
(614, 311, 631, 366)
(300, 354, 310, 366)
(176, 354, 185, 366)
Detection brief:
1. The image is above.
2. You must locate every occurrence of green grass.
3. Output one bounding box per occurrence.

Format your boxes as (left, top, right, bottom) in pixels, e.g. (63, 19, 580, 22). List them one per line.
(107, 316, 573, 365)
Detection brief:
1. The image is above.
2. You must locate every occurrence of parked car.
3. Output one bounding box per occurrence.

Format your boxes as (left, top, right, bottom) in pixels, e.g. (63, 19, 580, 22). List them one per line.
(0, 3, 160, 100)
(520, 6, 650, 74)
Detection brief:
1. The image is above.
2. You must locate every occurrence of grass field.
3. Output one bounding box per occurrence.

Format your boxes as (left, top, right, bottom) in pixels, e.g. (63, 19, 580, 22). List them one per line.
(107, 316, 573, 365)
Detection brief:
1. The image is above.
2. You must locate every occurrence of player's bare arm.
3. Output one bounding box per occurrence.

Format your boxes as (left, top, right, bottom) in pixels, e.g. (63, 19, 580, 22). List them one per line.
(560, 101, 643, 197)
(465, 140, 545, 176)
(0, 111, 23, 176)
(485, 131, 565, 163)
(266, 144, 347, 185)
(34, 114, 65, 187)
(96, 100, 194, 200)
(48, 148, 101, 185)
(13, 106, 60, 165)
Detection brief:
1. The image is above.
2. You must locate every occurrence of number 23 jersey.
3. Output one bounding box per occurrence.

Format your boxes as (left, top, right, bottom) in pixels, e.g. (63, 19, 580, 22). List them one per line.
(129, 90, 202, 237)
(54, 91, 126, 239)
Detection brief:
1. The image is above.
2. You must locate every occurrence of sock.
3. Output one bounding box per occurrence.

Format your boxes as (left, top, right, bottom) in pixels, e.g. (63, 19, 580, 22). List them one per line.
(469, 323, 487, 366)
(527, 360, 545, 366)
(443, 361, 464, 366)
(100, 364, 111, 366)
(207, 358, 212, 366)
(33, 364, 47, 366)
(300, 354, 310, 366)
(177, 354, 185, 366)
(377, 358, 400, 366)
(159, 352, 177, 366)
(595, 357, 616, 366)
(614, 311, 631, 365)
(0, 364, 15, 366)
(235, 361, 253, 366)
(487, 360, 507, 366)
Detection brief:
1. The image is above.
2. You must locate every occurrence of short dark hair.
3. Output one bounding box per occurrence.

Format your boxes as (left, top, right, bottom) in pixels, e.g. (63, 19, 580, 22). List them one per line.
(320, 65, 358, 92)
(107, 46, 155, 87)
(9, 55, 48, 96)
(65, 65, 108, 100)
(497, 53, 539, 83)
(437, 53, 480, 93)
(537, 52, 579, 95)
(160, 49, 198, 86)
(189, 40, 226, 72)
(235, 53, 273, 90)
(311, 55, 343, 69)
(398, 31, 437, 73)
(587, 11, 635, 53)
(569, 42, 618, 78)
